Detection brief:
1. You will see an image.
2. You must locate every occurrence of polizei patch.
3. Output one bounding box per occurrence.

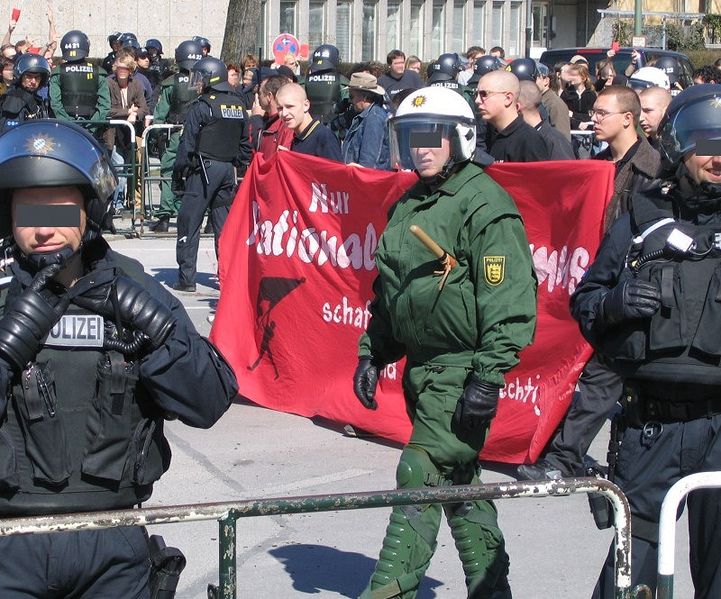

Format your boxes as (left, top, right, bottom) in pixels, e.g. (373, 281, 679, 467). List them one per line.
(44, 314, 104, 348)
(220, 105, 245, 119)
(483, 256, 506, 286)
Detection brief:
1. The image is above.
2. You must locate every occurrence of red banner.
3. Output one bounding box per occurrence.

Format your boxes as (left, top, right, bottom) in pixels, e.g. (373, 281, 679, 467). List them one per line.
(211, 152, 614, 463)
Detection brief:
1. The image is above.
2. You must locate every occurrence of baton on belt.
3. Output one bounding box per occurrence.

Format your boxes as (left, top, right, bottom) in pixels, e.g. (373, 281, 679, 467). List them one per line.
(409, 224, 457, 290)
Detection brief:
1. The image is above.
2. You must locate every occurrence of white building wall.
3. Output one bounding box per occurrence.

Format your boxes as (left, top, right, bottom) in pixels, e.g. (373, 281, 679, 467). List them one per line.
(10, 0, 527, 63)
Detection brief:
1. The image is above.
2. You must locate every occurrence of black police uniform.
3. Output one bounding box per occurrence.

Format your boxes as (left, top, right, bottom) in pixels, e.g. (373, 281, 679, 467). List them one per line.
(0, 83, 49, 131)
(571, 184, 721, 598)
(488, 115, 550, 162)
(175, 88, 251, 287)
(0, 237, 238, 596)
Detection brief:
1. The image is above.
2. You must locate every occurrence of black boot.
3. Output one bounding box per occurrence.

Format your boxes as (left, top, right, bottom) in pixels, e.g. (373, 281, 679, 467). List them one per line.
(151, 215, 170, 232)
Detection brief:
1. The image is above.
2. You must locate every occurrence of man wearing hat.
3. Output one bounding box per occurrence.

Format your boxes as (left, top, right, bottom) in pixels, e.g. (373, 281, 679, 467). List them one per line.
(341, 72, 390, 170)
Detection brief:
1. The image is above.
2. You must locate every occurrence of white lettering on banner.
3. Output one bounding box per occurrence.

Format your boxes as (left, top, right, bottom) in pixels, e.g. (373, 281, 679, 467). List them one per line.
(321, 297, 372, 329)
(247, 201, 377, 271)
(529, 244, 590, 296)
(309, 183, 350, 215)
(500, 374, 542, 416)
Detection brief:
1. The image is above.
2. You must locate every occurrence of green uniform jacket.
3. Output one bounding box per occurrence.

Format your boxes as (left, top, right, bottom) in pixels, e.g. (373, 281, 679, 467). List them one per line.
(153, 80, 174, 123)
(48, 64, 110, 124)
(359, 162, 537, 386)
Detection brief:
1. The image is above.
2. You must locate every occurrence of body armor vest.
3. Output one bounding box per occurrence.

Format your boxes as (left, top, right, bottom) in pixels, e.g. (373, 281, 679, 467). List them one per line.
(305, 71, 341, 124)
(58, 62, 100, 118)
(0, 256, 170, 516)
(196, 92, 245, 161)
(166, 73, 198, 124)
(601, 207, 721, 385)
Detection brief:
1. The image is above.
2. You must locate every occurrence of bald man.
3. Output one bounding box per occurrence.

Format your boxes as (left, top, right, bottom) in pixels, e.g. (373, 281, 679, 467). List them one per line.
(276, 82, 342, 161)
(476, 70, 550, 162)
(518, 80, 574, 160)
(639, 86, 672, 150)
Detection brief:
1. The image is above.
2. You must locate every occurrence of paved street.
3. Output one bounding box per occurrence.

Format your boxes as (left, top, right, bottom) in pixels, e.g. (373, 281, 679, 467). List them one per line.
(108, 232, 693, 599)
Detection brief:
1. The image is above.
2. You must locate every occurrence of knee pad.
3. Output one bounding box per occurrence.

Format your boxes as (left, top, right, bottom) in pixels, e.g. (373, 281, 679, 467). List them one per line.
(395, 446, 443, 489)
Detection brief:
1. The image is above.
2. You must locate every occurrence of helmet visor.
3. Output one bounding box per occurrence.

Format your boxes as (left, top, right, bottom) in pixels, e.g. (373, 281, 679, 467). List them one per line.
(389, 115, 460, 171)
(660, 96, 721, 163)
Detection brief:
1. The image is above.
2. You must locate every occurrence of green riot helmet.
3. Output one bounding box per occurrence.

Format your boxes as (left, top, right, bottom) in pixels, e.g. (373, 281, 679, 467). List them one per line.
(60, 30, 90, 61)
(0, 120, 118, 251)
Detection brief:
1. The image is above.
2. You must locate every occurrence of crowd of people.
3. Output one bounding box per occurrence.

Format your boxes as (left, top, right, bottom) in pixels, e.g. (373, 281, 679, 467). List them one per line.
(1, 12, 721, 598)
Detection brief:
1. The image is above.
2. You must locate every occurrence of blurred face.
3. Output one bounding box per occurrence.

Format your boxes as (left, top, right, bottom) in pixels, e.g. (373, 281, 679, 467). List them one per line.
(407, 60, 421, 74)
(12, 187, 86, 256)
(591, 94, 631, 142)
(228, 68, 240, 87)
(390, 57, 405, 76)
(410, 133, 451, 178)
(685, 151, 721, 187)
(20, 72, 42, 92)
(114, 64, 130, 82)
(242, 69, 254, 87)
(2, 47, 15, 60)
(2, 63, 14, 84)
(569, 69, 583, 87)
(559, 64, 573, 85)
(640, 95, 667, 137)
(277, 89, 310, 131)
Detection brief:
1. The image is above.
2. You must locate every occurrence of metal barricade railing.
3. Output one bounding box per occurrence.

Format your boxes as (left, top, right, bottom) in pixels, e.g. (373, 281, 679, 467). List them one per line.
(0, 477, 640, 599)
(657, 471, 721, 599)
(140, 123, 183, 224)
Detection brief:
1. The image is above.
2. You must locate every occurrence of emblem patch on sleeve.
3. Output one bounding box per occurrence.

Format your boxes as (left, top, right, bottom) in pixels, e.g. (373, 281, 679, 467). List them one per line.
(483, 256, 505, 286)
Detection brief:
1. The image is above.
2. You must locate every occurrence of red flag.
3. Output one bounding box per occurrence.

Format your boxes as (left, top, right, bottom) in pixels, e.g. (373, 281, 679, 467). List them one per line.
(211, 153, 614, 463)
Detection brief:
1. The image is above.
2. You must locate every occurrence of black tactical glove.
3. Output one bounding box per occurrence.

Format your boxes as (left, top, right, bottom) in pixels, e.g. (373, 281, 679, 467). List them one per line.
(601, 279, 661, 326)
(171, 168, 185, 194)
(453, 376, 500, 432)
(353, 357, 379, 410)
(0, 264, 70, 370)
(74, 276, 176, 348)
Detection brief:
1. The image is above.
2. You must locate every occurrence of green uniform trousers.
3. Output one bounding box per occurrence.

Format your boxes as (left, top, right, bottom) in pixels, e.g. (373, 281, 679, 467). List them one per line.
(157, 130, 182, 218)
(361, 362, 511, 599)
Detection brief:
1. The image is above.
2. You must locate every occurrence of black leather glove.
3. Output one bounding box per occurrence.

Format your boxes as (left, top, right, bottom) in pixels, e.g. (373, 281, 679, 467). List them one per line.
(74, 276, 176, 348)
(171, 168, 185, 194)
(453, 376, 500, 432)
(353, 357, 379, 410)
(0, 264, 70, 370)
(601, 279, 661, 326)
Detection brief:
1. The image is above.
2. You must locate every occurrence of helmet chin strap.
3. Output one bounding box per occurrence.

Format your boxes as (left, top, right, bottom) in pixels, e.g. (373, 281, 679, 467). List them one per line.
(419, 158, 464, 189)
(23, 244, 77, 271)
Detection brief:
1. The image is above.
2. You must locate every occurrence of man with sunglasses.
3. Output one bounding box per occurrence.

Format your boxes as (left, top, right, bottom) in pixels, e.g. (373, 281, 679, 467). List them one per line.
(475, 69, 549, 162)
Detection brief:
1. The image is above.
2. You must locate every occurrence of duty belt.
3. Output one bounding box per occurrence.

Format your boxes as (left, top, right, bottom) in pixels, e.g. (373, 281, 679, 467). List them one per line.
(642, 396, 721, 423)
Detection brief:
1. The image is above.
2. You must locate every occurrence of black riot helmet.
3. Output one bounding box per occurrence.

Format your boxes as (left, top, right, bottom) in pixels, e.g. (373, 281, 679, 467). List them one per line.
(175, 40, 203, 72)
(0, 120, 118, 248)
(190, 56, 231, 92)
(118, 33, 140, 52)
(427, 53, 465, 84)
(309, 44, 340, 73)
(145, 38, 163, 54)
(192, 36, 211, 54)
(507, 57, 539, 81)
(60, 30, 90, 61)
(658, 84, 721, 177)
(14, 53, 51, 89)
(107, 31, 122, 49)
(468, 55, 503, 85)
(652, 55, 681, 89)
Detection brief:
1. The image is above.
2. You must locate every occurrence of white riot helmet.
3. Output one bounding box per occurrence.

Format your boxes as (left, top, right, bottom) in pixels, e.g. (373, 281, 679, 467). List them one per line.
(389, 86, 476, 173)
(629, 66, 671, 91)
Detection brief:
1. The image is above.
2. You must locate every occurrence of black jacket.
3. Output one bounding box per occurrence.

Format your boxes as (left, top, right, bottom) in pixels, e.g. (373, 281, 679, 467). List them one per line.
(488, 116, 550, 163)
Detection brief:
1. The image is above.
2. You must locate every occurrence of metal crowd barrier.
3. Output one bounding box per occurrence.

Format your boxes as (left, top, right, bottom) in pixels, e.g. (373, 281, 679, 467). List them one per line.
(0, 477, 641, 599)
(657, 471, 721, 599)
(140, 123, 183, 225)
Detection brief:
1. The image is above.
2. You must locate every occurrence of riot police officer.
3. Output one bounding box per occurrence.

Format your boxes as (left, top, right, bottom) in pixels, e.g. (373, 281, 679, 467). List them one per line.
(427, 52, 465, 94)
(49, 30, 110, 133)
(173, 57, 251, 292)
(150, 39, 203, 233)
(354, 86, 537, 599)
(193, 36, 211, 56)
(0, 53, 51, 131)
(101, 31, 122, 74)
(146, 38, 171, 82)
(0, 119, 237, 597)
(305, 44, 349, 126)
(571, 84, 721, 598)
(507, 57, 539, 82)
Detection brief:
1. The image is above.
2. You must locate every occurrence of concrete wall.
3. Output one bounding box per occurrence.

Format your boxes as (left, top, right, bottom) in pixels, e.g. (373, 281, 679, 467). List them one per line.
(3, 1, 230, 59)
